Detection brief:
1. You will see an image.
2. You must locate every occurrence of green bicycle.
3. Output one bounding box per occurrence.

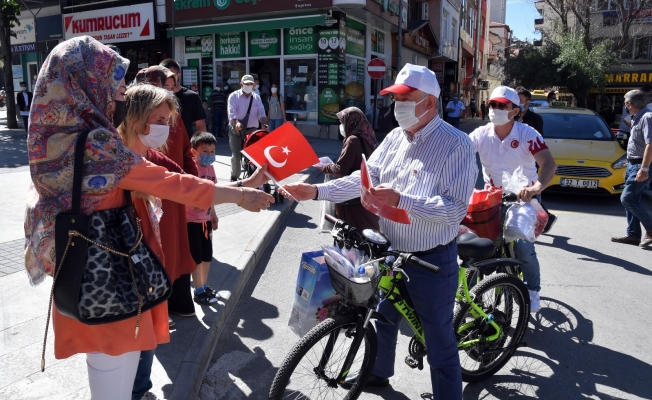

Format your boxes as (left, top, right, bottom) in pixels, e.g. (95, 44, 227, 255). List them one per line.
(269, 215, 530, 399)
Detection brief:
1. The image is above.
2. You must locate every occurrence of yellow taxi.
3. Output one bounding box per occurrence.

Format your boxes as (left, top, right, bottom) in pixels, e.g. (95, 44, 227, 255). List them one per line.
(532, 106, 627, 194)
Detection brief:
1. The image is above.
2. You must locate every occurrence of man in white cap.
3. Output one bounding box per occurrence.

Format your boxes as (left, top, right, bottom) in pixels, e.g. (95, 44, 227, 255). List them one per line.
(227, 74, 267, 181)
(282, 63, 478, 398)
(469, 86, 557, 312)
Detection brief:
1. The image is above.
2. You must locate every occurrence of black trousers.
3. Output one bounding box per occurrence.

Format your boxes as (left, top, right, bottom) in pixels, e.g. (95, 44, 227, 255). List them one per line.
(22, 116, 28, 131)
(167, 273, 195, 314)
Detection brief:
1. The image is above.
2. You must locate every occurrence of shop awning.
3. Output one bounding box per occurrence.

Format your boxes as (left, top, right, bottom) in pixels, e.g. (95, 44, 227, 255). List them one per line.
(167, 15, 326, 38)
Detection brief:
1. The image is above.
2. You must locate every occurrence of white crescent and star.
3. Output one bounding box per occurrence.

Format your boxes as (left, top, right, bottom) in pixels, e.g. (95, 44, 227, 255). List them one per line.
(264, 146, 290, 168)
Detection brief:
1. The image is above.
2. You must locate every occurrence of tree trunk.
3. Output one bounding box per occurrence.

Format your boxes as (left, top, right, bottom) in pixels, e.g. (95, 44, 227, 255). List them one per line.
(0, 14, 18, 130)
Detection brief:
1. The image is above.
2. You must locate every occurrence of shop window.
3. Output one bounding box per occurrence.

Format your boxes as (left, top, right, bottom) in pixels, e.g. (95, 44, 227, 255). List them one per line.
(620, 40, 634, 59)
(345, 56, 365, 110)
(283, 59, 317, 123)
(216, 60, 247, 95)
(635, 36, 651, 59)
(444, 11, 450, 40)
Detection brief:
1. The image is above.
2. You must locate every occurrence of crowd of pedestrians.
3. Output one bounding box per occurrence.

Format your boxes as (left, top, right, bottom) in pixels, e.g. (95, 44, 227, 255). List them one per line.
(19, 33, 651, 400)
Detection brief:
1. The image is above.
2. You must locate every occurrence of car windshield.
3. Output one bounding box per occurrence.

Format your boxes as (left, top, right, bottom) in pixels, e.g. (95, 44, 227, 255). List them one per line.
(540, 113, 613, 141)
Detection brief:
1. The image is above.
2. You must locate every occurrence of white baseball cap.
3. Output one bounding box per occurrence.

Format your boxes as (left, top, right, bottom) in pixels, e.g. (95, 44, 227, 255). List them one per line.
(489, 86, 520, 106)
(380, 63, 441, 98)
(241, 74, 255, 84)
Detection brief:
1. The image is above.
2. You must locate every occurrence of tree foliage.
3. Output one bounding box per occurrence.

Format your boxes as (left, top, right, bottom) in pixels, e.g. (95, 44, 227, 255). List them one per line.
(502, 42, 564, 89)
(0, 0, 22, 129)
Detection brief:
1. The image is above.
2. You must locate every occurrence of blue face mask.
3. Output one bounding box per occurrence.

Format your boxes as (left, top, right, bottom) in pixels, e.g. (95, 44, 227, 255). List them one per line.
(197, 154, 215, 167)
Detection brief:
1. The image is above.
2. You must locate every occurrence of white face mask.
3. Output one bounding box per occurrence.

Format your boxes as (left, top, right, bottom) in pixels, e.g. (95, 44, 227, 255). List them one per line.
(339, 124, 346, 138)
(489, 108, 513, 126)
(271, 87, 278, 93)
(242, 85, 253, 94)
(394, 96, 429, 129)
(139, 124, 170, 148)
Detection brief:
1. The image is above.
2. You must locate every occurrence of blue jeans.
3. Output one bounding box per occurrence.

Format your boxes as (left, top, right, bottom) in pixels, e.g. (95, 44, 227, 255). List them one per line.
(621, 163, 652, 238)
(372, 244, 462, 400)
(212, 107, 224, 137)
(513, 239, 541, 292)
(269, 118, 284, 131)
(132, 349, 155, 400)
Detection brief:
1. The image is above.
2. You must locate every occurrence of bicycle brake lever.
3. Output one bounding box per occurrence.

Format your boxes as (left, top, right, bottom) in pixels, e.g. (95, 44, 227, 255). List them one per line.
(393, 267, 410, 282)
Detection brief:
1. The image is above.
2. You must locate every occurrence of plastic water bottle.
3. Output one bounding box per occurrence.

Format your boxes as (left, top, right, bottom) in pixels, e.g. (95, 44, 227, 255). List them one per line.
(352, 266, 370, 283)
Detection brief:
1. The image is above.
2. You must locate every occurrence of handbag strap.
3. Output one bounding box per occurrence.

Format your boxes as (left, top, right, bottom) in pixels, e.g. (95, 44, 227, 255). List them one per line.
(241, 95, 254, 129)
(71, 130, 91, 214)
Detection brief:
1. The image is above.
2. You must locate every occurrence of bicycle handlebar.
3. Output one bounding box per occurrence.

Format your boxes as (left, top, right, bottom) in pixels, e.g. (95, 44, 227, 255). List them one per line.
(325, 214, 440, 274)
(503, 193, 517, 202)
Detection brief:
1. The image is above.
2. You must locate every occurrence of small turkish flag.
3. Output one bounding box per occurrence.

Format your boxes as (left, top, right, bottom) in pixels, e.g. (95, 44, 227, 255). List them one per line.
(241, 122, 319, 182)
(360, 156, 411, 224)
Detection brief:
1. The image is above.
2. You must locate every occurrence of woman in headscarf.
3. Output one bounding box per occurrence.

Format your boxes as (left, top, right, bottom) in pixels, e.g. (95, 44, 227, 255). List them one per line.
(133, 65, 201, 321)
(320, 107, 380, 232)
(24, 36, 272, 400)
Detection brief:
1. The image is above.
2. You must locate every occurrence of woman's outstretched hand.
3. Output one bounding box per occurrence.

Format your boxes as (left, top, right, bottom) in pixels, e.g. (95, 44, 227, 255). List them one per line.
(239, 187, 275, 212)
(245, 163, 270, 188)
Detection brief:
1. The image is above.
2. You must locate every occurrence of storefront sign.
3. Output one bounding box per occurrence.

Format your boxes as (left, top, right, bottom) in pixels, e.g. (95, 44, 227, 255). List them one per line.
(63, 3, 155, 43)
(317, 15, 346, 124)
(11, 18, 36, 45)
(605, 71, 652, 84)
(346, 19, 365, 58)
(249, 29, 280, 57)
(171, 0, 332, 21)
(370, 0, 402, 15)
(216, 32, 245, 58)
(182, 67, 199, 91)
(284, 27, 317, 55)
(402, 26, 435, 56)
(186, 35, 214, 57)
(36, 15, 64, 41)
(432, 61, 445, 83)
(10, 43, 36, 54)
(603, 9, 652, 26)
(371, 30, 385, 54)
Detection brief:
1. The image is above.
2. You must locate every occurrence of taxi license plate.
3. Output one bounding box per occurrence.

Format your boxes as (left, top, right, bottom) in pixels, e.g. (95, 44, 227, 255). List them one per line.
(560, 178, 599, 189)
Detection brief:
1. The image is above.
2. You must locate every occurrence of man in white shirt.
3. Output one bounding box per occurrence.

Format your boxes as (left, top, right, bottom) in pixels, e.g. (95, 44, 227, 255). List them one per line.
(469, 86, 557, 312)
(16, 82, 33, 132)
(445, 96, 466, 129)
(282, 64, 477, 399)
(227, 74, 267, 181)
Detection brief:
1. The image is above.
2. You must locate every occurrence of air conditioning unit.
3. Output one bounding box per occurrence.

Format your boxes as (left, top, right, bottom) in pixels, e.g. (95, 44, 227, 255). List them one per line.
(479, 80, 489, 89)
(420, 3, 429, 20)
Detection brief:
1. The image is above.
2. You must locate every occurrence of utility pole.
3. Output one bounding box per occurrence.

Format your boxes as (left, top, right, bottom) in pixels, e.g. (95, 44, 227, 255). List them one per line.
(171, 0, 176, 59)
(397, 0, 403, 69)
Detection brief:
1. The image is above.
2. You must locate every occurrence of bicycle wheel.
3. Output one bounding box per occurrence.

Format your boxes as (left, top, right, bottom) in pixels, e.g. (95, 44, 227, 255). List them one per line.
(269, 315, 377, 400)
(454, 273, 530, 383)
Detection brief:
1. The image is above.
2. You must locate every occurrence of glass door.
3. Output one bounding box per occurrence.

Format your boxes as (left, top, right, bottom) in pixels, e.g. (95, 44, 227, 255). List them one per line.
(249, 58, 281, 115)
(283, 58, 317, 122)
(216, 60, 247, 97)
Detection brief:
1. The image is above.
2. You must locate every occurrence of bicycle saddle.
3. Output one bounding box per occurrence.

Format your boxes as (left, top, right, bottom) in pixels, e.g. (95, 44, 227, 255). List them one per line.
(456, 233, 495, 260)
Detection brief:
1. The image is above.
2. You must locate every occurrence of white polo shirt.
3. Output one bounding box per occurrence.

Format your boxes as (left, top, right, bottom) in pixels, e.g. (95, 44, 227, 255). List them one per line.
(469, 121, 549, 187)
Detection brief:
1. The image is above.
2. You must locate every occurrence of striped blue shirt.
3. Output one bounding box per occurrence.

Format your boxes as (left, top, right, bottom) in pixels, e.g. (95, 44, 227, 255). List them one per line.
(316, 116, 478, 252)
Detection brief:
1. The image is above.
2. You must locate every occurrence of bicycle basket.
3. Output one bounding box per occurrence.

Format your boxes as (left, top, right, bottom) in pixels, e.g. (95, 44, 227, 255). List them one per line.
(325, 261, 382, 305)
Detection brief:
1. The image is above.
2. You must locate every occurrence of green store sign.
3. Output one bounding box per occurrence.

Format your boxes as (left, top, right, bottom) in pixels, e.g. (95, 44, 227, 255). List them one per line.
(185, 35, 214, 57)
(346, 18, 365, 58)
(371, 0, 401, 15)
(284, 27, 316, 55)
(249, 29, 280, 57)
(217, 32, 245, 58)
(176, 0, 263, 11)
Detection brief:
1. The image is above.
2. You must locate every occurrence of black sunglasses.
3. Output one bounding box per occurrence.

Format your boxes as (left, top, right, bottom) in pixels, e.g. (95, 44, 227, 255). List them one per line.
(488, 101, 508, 110)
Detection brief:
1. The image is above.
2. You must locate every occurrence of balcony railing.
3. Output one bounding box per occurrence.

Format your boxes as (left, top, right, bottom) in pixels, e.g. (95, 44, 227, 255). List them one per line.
(535, 18, 544, 25)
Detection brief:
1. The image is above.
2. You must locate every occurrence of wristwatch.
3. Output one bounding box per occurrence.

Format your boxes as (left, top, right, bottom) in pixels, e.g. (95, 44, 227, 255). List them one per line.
(642, 166, 650, 173)
(237, 180, 244, 187)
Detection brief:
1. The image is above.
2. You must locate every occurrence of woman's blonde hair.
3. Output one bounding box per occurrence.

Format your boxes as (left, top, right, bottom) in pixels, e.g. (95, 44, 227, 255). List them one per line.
(117, 83, 178, 149)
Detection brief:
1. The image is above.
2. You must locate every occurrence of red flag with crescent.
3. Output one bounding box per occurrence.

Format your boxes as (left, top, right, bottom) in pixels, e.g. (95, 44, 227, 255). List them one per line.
(360, 156, 411, 224)
(241, 122, 319, 182)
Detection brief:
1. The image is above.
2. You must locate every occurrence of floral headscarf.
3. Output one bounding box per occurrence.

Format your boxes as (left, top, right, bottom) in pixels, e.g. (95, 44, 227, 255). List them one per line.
(24, 36, 141, 285)
(134, 65, 177, 87)
(336, 107, 378, 151)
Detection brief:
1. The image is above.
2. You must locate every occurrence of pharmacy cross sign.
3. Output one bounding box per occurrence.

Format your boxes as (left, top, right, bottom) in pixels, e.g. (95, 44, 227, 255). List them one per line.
(367, 58, 386, 79)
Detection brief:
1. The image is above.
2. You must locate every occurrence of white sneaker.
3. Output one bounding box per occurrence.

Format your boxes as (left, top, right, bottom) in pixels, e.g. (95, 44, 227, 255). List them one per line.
(529, 290, 541, 313)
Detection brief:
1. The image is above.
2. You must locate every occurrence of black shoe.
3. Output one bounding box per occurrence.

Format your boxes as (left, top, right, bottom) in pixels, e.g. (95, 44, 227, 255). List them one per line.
(339, 373, 389, 390)
(193, 291, 218, 305)
(542, 213, 557, 234)
(204, 286, 221, 300)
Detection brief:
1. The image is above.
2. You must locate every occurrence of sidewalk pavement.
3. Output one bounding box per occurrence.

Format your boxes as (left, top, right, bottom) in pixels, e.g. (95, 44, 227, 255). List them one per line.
(0, 129, 343, 400)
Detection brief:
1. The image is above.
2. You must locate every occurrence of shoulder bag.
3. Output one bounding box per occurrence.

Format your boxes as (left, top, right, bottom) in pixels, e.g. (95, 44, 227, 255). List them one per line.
(230, 95, 254, 136)
(41, 129, 172, 371)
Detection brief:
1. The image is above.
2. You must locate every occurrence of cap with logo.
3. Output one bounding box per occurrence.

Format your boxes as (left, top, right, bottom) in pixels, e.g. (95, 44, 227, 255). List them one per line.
(380, 63, 441, 98)
(489, 86, 520, 106)
(241, 75, 255, 84)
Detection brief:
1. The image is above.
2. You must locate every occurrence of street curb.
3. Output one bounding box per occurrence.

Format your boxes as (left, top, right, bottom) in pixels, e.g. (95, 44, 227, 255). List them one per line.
(171, 170, 317, 400)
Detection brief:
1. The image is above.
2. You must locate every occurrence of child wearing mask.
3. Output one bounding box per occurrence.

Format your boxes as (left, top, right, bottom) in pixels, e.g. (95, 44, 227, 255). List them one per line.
(186, 132, 220, 305)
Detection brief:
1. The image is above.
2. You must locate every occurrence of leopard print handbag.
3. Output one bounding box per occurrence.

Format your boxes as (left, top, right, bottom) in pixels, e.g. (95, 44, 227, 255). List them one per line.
(41, 130, 171, 371)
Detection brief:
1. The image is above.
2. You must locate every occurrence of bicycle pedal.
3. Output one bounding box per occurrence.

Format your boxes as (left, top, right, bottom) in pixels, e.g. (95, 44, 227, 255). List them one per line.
(404, 355, 419, 369)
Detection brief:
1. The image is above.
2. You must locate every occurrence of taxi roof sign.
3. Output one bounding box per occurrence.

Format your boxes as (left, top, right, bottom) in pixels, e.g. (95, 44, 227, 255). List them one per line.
(550, 101, 568, 107)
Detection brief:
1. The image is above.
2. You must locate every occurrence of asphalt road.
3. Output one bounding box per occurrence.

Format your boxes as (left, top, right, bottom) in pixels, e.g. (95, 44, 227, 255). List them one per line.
(198, 170, 652, 399)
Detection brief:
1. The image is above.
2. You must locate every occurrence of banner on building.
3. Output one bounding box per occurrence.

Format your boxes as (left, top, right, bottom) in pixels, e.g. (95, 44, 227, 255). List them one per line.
(64, 3, 155, 43)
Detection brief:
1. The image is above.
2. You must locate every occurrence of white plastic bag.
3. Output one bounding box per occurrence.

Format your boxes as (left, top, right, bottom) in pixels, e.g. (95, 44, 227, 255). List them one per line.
(503, 203, 537, 242)
(502, 166, 529, 196)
